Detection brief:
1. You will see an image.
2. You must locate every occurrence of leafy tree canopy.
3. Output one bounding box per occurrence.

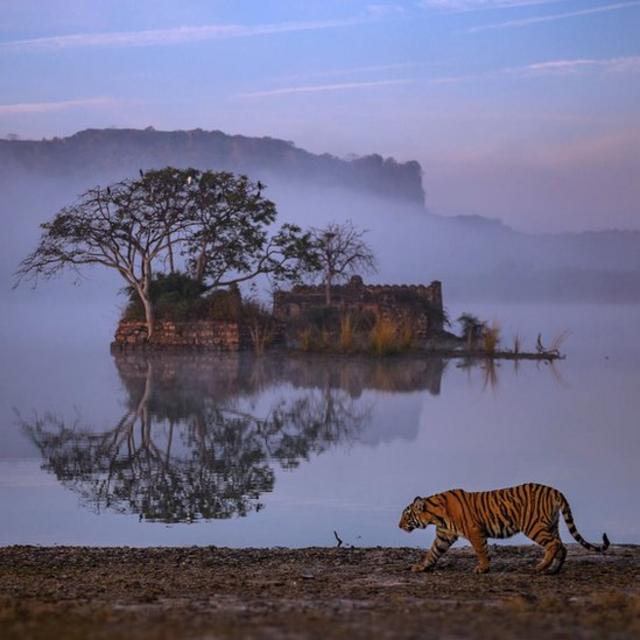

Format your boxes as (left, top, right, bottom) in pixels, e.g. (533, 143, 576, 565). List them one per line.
(16, 168, 317, 337)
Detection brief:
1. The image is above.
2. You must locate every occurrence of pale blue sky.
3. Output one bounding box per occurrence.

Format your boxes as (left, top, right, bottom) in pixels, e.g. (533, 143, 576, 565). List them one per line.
(1, 0, 638, 232)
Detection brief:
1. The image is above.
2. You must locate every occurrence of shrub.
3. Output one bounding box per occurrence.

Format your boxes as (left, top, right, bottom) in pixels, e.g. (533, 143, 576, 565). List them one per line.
(122, 272, 206, 321)
(298, 328, 314, 352)
(208, 288, 242, 321)
(121, 273, 243, 322)
(457, 312, 485, 349)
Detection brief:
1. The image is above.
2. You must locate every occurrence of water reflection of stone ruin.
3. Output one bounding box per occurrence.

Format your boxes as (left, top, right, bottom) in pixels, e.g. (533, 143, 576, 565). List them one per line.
(114, 351, 446, 399)
(24, 352, 439, 523)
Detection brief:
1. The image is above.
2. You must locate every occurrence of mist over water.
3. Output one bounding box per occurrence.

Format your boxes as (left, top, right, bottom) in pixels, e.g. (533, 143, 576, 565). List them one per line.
(1, 304, 638, 548)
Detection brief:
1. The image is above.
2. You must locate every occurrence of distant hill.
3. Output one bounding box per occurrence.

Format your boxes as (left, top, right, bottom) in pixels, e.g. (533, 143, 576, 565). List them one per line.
(0, 127, 425, 206)
(1, 127, 638, 307)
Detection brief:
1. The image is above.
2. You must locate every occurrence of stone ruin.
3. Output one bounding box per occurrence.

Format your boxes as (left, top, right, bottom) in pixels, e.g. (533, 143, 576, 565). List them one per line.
(112, 275, 445, 351)
(273, 275, 444, 342)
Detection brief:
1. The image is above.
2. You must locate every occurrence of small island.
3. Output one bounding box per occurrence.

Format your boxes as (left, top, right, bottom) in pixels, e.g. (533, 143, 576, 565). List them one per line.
(111, 271, 563, 361)
(16, 166, 563, 361)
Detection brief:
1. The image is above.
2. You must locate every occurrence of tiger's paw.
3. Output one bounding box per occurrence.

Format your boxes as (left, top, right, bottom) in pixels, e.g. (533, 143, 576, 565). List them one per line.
(410, 563, 428, 573)
(473, 564, 490, 574)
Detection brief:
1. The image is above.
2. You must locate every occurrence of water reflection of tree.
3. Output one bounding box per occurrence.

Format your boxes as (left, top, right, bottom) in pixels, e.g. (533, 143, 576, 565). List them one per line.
(20, 354, 373, 523)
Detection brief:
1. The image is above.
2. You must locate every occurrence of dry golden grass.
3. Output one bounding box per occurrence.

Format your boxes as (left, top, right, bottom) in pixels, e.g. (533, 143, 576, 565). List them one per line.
(297, 328, 314, 352)
(339, 314, 355, 352)
(369, 316, 399, 356)
(483, 321, 501, 354)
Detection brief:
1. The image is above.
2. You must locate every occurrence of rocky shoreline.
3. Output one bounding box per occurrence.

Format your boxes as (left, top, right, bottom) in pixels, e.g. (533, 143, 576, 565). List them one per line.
(1, 544, 638, 639)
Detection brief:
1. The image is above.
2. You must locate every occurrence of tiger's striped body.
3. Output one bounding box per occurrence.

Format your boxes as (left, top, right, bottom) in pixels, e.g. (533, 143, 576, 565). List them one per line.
(399, 483, 609, 574)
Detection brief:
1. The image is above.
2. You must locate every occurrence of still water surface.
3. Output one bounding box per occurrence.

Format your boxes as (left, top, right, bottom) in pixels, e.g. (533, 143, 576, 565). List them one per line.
(1, 304, 638, 547)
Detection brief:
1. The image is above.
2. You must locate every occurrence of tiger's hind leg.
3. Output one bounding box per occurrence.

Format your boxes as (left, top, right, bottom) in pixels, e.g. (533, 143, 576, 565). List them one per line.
(527, 525, 565, 573)
(546, 543, 567, 574)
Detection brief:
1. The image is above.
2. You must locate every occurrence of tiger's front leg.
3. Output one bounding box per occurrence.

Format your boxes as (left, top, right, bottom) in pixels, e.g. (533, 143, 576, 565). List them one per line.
(467, 528, 490, 574)
(411, 529, 458, 573)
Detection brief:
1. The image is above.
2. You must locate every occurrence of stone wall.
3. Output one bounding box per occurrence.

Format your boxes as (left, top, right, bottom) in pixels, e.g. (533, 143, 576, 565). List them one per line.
(112, 320, 251, 351)
(273, 275, 444, 340)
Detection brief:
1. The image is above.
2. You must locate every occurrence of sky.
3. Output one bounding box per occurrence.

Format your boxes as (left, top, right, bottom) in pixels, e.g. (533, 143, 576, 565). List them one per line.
(0, 0, 638, 233)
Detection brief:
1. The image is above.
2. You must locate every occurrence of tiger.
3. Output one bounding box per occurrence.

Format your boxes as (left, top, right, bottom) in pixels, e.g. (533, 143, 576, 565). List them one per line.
(399, 483, 609, 574)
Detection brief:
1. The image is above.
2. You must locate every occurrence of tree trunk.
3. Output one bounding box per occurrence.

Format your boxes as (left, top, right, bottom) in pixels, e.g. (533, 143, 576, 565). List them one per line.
(195, 243, 207, 284)
(142, 295, 155, 341)
(167, 235, 175, 273)
(140, 261, 154, 340)
(325, 274, 332, 306)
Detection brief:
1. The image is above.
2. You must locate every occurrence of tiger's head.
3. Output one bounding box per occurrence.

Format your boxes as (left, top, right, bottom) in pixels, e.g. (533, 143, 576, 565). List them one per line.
(398, 496, 429, 532)
(400, 495, 449, 532)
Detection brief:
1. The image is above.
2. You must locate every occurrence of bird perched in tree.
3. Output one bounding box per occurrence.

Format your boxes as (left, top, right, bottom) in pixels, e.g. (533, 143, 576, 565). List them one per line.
(187, 176, 192, 186)
(139, 169, 144, 178)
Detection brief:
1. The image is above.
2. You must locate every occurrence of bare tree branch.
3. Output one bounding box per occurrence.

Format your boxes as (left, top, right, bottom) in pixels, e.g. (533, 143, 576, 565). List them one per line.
(305, 220, 377, 305)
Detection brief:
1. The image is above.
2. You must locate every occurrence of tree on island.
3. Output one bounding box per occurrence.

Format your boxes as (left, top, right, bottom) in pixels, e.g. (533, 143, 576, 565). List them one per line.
(307, 220, 377, 305)
(15, 168, 316, 339)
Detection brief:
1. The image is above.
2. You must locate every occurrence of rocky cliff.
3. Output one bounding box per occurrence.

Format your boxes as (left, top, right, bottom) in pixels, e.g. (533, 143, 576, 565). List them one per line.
(0, 127, 425, 205)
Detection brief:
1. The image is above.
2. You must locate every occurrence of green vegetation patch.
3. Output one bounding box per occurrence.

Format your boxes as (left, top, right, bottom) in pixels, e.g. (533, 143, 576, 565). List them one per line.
(122, 273, 242, 322)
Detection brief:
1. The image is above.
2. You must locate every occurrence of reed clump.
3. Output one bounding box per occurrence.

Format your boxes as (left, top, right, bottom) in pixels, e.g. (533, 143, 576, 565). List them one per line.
(548, 330, 570, 354)
(512, 333, 522, 355)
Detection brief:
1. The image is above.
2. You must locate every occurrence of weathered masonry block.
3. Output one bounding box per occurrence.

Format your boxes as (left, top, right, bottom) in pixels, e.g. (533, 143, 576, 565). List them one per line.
(112, 320, 251, 351)
(273, 275, 444, 340)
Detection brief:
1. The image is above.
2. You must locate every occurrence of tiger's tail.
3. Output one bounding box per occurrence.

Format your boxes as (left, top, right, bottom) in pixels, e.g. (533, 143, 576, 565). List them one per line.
(559, 493, 610, 552)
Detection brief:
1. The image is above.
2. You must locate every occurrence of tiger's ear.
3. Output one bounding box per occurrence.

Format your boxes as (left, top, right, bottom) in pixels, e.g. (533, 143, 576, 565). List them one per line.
(413, 496, 421, 503)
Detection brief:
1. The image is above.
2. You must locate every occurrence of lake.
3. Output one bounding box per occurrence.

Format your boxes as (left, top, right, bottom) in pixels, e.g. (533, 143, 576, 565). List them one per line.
(1, 303, 638, 548)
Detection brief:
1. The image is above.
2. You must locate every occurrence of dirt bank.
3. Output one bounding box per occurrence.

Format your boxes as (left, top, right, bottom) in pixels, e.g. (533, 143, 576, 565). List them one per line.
(1, 545, 639, 639)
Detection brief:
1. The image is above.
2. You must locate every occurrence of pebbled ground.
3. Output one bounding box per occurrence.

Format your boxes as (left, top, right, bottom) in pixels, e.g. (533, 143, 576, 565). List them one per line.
(1, 544, 639, 639)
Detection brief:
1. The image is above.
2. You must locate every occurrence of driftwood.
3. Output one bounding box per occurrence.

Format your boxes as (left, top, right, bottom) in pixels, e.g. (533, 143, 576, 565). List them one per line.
(424, 349, 565, 361)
